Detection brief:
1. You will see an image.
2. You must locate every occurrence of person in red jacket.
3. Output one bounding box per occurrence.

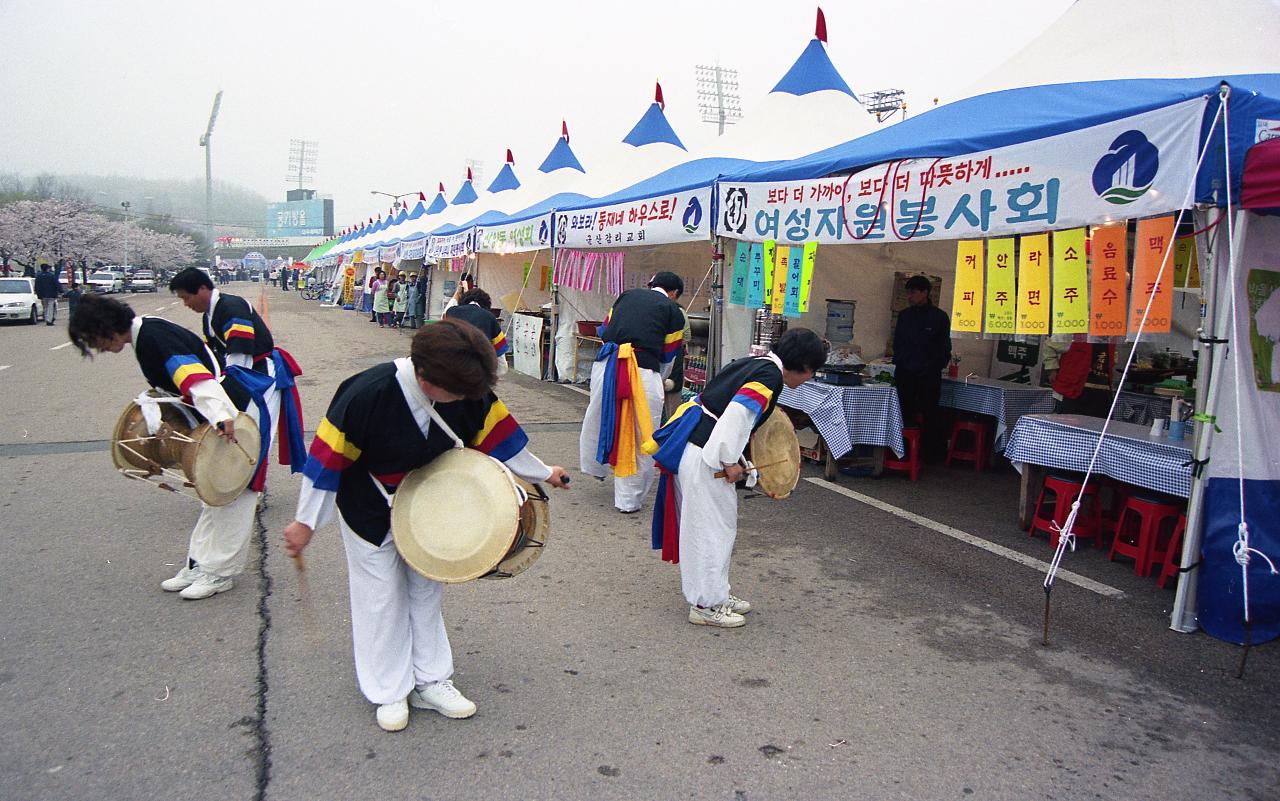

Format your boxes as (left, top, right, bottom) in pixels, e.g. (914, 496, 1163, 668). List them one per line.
(1045, 341, 1115, 417)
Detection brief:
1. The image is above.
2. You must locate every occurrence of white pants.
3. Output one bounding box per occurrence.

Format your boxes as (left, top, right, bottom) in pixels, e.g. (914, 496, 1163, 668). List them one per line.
(341, 521, 453, 705)
(579, 360, 664, 512)
(187, 364, 281, 577)
(675, 443, 739, 607)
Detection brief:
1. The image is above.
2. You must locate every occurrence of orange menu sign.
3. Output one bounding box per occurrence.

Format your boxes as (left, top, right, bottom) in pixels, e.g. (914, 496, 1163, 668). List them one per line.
(1128, 216, 1176, 335)
(1089, 224, 1128, 337)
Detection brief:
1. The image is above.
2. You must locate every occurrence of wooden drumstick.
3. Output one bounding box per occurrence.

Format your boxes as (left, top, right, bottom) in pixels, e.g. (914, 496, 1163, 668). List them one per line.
(714, 458, 789, 479)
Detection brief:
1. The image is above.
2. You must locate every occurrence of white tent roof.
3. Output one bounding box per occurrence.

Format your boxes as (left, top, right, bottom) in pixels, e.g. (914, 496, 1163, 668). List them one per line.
(960, 0, 1280, 100)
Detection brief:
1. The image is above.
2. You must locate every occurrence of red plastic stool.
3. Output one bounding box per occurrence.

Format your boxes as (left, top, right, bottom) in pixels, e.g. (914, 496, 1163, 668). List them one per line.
(1027, 474, 1102, 549)
(1098, 480, 1133, 548)
(945, 419, 992, 471)
(884, 427, 922, 482)
(1109, 496, 1184, 577)
(1157, 515, 1188, 589)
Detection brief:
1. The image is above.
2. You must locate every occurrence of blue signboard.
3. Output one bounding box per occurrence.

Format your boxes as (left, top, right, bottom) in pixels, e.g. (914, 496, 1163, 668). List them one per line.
(266, 200, 328, 237)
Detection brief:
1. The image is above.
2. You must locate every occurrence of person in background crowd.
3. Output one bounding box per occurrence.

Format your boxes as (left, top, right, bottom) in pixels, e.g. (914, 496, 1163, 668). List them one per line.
(393, 272, 408, 327)
(64, 282, 84, 320)
(1043, 340, 1116, 417)
(444, 287, 509, 376)
(892, 275, 952, 461)
(372, 270, 391, 327)
(34, 263, 62, 326)
(404, 273, 421, 329)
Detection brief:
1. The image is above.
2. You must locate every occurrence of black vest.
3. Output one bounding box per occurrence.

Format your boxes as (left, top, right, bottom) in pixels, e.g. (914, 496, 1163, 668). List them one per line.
(689, 356, 784, 448)
(600, 288, 683, 372)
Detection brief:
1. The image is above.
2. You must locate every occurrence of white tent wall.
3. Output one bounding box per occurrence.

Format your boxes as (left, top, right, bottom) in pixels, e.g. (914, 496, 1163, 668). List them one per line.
(474, 250, 555, 314)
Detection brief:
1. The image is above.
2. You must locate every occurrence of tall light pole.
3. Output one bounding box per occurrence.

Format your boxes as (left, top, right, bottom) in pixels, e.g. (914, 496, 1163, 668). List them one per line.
(369, 190, 416, 212)
(696, 64, 742, 136)
(199, 90, 223, 257)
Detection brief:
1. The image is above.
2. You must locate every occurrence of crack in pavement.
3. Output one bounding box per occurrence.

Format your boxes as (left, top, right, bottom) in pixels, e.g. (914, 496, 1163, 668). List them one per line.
(251, 492, 274, 801)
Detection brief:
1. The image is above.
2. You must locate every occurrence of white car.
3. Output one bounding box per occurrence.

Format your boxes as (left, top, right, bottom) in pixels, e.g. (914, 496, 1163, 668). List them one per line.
(129, 270, 157, 292)
(0, 277, 43, 324)
(88, 270, 125, 293)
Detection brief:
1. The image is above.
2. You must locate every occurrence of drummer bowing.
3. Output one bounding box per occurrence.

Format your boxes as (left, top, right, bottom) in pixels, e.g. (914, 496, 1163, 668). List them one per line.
(283, 320, 569, 733)
(68, 293, 260, 600)
(646, 328, 827, 628)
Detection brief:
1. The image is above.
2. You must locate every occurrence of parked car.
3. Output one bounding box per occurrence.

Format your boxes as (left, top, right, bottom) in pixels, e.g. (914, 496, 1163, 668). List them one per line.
(0, 277, 43, 324)
(88, 270, 125, 293)
(128, 270, 157, 292)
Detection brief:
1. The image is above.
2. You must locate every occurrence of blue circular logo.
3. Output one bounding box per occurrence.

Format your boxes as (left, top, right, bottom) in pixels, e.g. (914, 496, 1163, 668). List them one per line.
(682, 196, 704, 234)
(1092, 130, 1160, 205)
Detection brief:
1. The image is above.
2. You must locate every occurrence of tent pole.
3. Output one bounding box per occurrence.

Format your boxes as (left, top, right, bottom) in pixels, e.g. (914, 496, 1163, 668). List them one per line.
(548, 244, 560, 382)
(708, 236, 725, 378)
(1171, 206, 1247, 633)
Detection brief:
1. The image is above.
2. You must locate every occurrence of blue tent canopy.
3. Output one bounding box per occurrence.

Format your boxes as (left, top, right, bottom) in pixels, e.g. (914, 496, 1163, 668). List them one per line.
(487, 162, 521, 193)
(721, 74, 1280, 206)
(623, 102, 686, 150)
(554, 156, 761, 213)
(771, 38, 854, 97)
(539, 136, 585, 173)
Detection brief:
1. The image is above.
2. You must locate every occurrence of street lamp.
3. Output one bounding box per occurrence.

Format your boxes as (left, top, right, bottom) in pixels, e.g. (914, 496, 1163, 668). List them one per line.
(369, 190, 417, 211)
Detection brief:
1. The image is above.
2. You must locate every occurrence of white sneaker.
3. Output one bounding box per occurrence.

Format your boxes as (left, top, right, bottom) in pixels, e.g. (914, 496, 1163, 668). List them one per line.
(376, 699, 409, 732)
(688, 603, 746, 628)
(726, 595, 752, 614)
(179, 573, 234, 600)
(160, 565, 201, 592)
(410, 679, 477, 719)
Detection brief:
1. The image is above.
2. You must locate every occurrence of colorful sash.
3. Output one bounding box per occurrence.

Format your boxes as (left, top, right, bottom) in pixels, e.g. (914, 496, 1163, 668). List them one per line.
(593, 342, 656, 478)
(642, 399, 705, 564)
(228, 347, 306, 492)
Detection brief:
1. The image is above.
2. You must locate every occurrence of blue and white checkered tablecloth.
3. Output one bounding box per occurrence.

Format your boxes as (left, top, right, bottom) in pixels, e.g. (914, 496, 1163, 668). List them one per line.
(780, 381, 905, 459)
(939, 377, 1056, 451)
(1004, 413, 1193, 498)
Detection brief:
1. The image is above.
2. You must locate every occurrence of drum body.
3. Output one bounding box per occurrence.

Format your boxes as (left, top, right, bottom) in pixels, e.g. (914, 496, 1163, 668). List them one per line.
(748, 409, 802, 499)
(110, 396, 260, 506)
(390, 448, 550, 583)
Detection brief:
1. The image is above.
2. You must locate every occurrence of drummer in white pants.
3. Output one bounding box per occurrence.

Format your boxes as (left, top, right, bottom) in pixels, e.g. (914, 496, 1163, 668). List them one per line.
(648, 328, 826, 628)
(284, 321, 569, 732)
(580, 272, 686, 513)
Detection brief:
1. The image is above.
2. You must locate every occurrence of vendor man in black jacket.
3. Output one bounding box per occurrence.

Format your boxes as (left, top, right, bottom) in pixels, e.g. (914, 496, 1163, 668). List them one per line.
(892, 275, 951, 459)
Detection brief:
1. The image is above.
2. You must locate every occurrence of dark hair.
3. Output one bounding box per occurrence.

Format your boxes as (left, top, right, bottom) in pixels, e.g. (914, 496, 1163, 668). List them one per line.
(69, 293, 135, 357)
(459, 288, 492, 309)
(774, 328, 827, 373)
(169, 267, 214, 294)
(410, 319, 498, 399)
(39, 263, 52, 272)
(648, 271, 684, 297)
(905, 275, 932, 293)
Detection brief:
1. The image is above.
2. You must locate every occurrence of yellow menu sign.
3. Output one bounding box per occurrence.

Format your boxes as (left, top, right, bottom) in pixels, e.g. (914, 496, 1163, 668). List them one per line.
(1051, 228, 1089, 334)
(1015, 233, 1050, 335)
(985, 237, 1016, 334)
(951, 240, 985, 333)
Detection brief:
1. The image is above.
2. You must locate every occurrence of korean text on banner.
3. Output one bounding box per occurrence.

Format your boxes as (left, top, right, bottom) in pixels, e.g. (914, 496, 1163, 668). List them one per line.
(783, 247, 804, 318)
(747, 243, 765, 307)
(951, 240, 985, 333)
(1089, 224, 1128, 337)
(730, 241, 750, 305)
(762, 240, 777, 305)
(1051, 228, 1089, 335)
(799, 242, 817, 312)
(1173, 236, 1200, 288)
(1128, 216, 1176, 335)
(985, 238, 1016, 334)
(772, 246, 790, 314)
(1015, 234, 1050, 335)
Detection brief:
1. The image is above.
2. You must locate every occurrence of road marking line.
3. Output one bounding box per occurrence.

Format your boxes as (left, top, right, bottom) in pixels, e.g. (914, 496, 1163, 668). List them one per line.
(561, 384, 590, 397)
(50, 342, 72, 350)
(0, 365, 10, 372)
(154, 307, 167, 312)
(803, 477, 1126, 599)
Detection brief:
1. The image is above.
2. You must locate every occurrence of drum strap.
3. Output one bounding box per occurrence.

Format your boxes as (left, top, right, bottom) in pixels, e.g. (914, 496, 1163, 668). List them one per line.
(371, 359, 471, 508)
(134, 391, 199, 434)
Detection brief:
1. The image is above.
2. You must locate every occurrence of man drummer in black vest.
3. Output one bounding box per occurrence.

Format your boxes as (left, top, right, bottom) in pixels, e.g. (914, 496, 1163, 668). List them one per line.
(283, 320, 569, 732)
(68, 293, 260, 600)
(647, 328, 826, 628)
(580, 271, 686, 513)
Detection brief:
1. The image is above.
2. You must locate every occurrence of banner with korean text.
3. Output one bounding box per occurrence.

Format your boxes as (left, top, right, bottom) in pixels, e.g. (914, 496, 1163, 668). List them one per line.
(729, 241, 750, 305)
(477, 213, 553, 254)
(747, 244, 765, 307)
(1128, 215, 1176, 335)
(427, 230, 475, 260)
(1016, 234, 1050, 335)
(798, 242, 817, 312)
(1051, 228, 1089, 335)
(556, 188, 711, 249)
(715, 97, 1206, 245)
(985, 238, 1016, 334)
(950, 240, 985, 333)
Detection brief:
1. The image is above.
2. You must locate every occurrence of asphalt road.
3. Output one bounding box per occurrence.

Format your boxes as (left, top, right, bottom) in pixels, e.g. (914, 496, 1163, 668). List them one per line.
(1, 285, 1277, 801)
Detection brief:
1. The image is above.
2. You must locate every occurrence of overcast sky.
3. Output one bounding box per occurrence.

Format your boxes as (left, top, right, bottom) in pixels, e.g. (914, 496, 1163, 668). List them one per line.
(1, 0, 1074, 230)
